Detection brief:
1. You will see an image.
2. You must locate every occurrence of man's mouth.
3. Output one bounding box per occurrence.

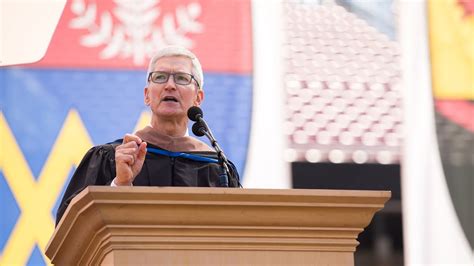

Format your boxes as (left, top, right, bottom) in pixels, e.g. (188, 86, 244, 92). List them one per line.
(162, 96, 179, 103)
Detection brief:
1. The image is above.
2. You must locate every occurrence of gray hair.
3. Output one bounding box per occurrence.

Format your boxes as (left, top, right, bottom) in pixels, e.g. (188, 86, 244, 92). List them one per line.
(146, 46, 204, 90)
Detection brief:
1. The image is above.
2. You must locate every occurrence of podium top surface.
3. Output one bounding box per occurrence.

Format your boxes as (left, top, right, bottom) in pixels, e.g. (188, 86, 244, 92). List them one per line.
(74, 185, 390, 201)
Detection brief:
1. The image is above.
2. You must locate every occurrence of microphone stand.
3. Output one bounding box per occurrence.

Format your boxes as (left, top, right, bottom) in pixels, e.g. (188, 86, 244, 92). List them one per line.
(195, 117, 231, 187)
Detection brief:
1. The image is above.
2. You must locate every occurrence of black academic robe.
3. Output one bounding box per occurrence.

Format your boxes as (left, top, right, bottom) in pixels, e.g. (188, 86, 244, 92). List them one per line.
(55, 141, 240, 225)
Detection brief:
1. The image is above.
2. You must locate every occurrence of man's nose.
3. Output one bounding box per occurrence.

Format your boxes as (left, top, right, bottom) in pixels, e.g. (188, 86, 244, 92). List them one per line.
(164, 75, 177, 90)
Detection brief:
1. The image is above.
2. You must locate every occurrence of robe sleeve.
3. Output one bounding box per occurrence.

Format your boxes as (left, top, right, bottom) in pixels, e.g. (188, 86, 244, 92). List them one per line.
(227, 160, 242, 188)
(55, 144, 117, 225)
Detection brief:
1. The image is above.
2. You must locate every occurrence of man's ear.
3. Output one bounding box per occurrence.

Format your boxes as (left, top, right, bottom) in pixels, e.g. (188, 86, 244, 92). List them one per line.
(195, 89, 204, 106)
(144, 87, 150, 106)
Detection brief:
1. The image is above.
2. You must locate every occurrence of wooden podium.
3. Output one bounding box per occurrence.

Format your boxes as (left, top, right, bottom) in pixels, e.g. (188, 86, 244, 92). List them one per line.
(45, 186, 390, 265)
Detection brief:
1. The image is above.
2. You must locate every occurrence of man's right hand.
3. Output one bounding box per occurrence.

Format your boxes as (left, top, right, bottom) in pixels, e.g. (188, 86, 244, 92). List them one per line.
(114, 134, 147, 186)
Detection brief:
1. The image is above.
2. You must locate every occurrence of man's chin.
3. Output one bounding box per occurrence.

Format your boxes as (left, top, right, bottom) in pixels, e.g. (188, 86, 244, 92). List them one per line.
(155, 109, 185, 119)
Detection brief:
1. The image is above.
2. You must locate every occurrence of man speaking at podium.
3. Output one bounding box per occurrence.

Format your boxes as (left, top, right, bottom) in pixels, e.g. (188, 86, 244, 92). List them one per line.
(56, 46, 240, 225)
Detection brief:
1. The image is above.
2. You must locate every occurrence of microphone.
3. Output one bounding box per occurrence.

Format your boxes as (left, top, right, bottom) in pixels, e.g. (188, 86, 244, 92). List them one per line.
(187, 106, 203, 122)
(192, 120, 206, 137)
(187, 106, 231, 187)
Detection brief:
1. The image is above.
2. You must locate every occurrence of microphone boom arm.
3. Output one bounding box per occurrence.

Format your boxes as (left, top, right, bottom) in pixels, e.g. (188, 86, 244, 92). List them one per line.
(188, 106, 234, 187)
(196, 117, 231, 187)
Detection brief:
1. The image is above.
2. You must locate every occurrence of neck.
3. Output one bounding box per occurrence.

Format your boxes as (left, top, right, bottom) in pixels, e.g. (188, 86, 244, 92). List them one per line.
(150, 116, 187, 137)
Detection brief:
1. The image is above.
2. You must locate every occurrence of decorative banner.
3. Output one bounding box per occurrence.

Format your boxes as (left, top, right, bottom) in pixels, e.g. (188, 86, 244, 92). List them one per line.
(34, 0, 252, 73)
(0, 0, 252, 265)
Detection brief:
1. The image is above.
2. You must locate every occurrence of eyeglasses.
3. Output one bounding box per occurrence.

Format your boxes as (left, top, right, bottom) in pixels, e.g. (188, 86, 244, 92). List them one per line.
(148, 71, 200, 88)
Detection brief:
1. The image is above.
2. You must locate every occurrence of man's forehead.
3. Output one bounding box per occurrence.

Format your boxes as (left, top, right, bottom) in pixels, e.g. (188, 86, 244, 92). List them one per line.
(153, 56, 192, 71)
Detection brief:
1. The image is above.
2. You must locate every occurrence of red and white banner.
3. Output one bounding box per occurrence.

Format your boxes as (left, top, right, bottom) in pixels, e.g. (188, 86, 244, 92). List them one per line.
(34, 0, 252, 73)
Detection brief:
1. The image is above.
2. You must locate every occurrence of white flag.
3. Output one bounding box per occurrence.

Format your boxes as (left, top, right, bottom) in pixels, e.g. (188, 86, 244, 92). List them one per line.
(399, 0, 473, 264)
